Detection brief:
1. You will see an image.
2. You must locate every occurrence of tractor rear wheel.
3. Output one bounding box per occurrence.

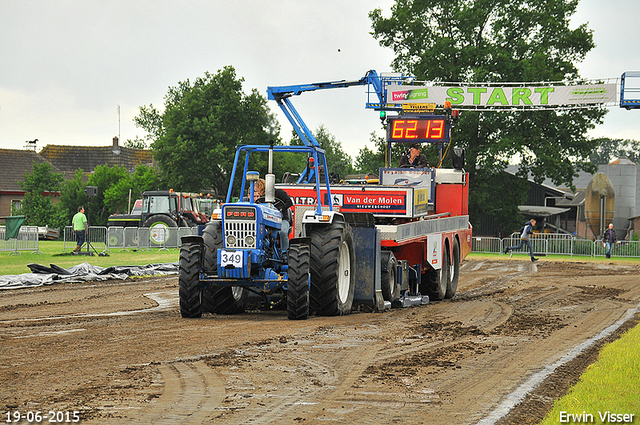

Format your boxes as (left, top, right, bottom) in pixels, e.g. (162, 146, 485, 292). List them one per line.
(143, 214, 177, 246)
(179, 242, 202, 318)
(308, 220, 355, 316)
(287, 243, 310, 320)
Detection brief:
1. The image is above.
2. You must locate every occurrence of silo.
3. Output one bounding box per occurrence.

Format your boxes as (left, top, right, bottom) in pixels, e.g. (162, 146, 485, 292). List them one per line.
(584, 173, 615, 239)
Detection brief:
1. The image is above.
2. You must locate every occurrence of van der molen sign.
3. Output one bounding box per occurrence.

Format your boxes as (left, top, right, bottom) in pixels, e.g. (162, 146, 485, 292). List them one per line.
(386, 84, 616, 107)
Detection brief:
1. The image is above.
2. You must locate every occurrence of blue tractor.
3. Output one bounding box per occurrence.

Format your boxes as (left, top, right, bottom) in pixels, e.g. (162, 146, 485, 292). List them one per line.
(178, 142, 356, 320)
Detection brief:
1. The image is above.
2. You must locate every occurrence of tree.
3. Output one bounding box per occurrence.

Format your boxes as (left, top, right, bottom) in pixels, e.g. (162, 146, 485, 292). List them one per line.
(85, 165, 130, 226)
(370, 0, 606, 235)
(56, 169, 90, 229)
(589, 137, 640, 165)
(55, 165, 162, 228)
(102, 164, 161, 216)
(134, 66, 279, 195)
(18, 163, 64, 228)
(123, 136, 149, 149)
(290, 125, 354, 180)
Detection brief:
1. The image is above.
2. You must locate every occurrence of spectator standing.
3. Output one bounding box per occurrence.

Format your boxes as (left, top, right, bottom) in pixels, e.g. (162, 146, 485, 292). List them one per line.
(72, 206, 88, 254)
(602, 223, 618, 259)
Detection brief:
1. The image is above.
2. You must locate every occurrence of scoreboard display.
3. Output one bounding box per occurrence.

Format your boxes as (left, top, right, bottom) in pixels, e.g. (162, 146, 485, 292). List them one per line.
(386, 115, 450, 144)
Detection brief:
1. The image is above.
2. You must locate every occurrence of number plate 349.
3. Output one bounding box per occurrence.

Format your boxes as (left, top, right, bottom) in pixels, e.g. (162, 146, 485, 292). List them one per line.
(220, 250, 243, 268)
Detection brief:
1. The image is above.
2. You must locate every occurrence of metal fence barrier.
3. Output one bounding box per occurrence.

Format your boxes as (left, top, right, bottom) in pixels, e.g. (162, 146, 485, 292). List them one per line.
(53, 227, 640, 259)
(65, 226, 199, 252)
(63, 226, 108, 252)
(472, 233, 640, 259)
(0, 225, 41, 255)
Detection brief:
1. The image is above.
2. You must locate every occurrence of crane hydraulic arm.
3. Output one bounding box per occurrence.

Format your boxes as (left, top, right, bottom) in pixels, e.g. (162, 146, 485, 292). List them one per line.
(266, 70, 408, 148)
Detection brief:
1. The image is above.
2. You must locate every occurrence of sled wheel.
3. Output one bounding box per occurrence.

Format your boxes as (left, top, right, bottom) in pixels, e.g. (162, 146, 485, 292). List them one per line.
(423, 242, 450, 301)
(381, 251, 399, 302)
(445, 239, 460, 299)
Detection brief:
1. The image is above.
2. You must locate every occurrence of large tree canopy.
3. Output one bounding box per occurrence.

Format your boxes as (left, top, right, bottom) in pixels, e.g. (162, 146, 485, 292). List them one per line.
(135, 66, 279, 195)
(370, 0, 607, 234)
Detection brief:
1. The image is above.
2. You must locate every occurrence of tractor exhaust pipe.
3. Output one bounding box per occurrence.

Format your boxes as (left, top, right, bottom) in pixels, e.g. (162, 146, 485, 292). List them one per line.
(266, 140, 275, 203)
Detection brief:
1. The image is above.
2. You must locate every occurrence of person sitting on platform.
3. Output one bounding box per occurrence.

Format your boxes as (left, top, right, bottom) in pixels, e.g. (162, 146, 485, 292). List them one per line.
(399, 143, 429, 168)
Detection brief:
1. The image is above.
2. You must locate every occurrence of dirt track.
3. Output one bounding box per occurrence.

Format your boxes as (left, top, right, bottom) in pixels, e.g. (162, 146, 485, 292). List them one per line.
(1, 258, 639, 425)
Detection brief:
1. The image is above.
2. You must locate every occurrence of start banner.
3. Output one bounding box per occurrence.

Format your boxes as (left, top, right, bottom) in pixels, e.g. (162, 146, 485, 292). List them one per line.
(386, 83, 616, 107)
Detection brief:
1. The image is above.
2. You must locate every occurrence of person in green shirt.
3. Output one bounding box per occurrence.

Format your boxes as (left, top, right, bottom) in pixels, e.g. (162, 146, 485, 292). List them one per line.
(72, 206, 88, 253)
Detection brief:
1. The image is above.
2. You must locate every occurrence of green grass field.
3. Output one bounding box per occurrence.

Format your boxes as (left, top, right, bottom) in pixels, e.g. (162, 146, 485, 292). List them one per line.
(539, 323, 640, 424)
(0, 241, 180, 276)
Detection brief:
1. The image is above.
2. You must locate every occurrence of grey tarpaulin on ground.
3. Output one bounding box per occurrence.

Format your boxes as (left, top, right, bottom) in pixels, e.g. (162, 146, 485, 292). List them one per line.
(0, 262, 179, 290)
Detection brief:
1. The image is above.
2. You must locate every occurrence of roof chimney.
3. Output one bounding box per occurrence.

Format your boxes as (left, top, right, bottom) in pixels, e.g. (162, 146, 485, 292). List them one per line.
(112, 136, 120, 154)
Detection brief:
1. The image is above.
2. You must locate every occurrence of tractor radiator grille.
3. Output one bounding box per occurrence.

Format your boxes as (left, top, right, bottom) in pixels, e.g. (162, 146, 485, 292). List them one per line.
(224, 220, 257, 249)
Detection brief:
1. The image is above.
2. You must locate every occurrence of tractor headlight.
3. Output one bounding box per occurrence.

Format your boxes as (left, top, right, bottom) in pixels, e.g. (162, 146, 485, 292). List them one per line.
(245, 235, 255, 246)
(227, 235, 237, 245)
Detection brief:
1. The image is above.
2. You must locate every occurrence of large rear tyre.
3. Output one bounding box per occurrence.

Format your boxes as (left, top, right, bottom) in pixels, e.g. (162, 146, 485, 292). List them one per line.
(143, 214, 177, 245)
(200, 220, 248, 314)
(422, 243, 450, 301)
(179, 242, 202, 318)
(381, 251, 399, 302)
(309, 220, 355, 316)
(287, 243, 310, 320)
(445, 239, 460, 299)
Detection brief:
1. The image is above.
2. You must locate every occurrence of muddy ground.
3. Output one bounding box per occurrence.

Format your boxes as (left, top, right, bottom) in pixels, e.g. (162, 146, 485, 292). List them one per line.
(1, 258, 639, 425)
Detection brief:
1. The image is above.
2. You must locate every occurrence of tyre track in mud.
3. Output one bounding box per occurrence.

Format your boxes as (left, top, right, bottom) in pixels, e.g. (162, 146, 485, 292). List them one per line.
(122, 361, 225, 425)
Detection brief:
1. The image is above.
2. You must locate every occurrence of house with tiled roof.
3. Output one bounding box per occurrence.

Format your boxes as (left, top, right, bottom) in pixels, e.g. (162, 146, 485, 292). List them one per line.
(0, 148, 61, 218)
(39, 137, 153, 179)
(0, 138, 154, 219)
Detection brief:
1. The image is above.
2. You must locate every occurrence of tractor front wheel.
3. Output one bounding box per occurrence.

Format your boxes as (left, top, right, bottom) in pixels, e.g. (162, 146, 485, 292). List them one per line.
(287, 243, 310, 320)
(179, 242, 202, 318)
(201, 221, 247, 314)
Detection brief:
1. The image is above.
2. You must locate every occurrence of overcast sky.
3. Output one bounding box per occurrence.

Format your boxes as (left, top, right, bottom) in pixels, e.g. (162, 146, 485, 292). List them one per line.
(1, 0, 639, 160)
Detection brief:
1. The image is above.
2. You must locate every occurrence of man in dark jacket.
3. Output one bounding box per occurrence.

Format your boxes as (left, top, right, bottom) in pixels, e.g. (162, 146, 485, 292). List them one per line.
(504, 218, 538, 262)
(399, 143, 429, 168)
(602, 223, 618, 258)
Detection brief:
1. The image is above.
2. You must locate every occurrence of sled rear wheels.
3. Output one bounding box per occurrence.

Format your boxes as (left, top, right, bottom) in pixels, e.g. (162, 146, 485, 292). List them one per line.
(309, 220, 355, 316)
(381, 251, 399, 302)
(422, 243, 450, 301)
(445, 239, 460, 299)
